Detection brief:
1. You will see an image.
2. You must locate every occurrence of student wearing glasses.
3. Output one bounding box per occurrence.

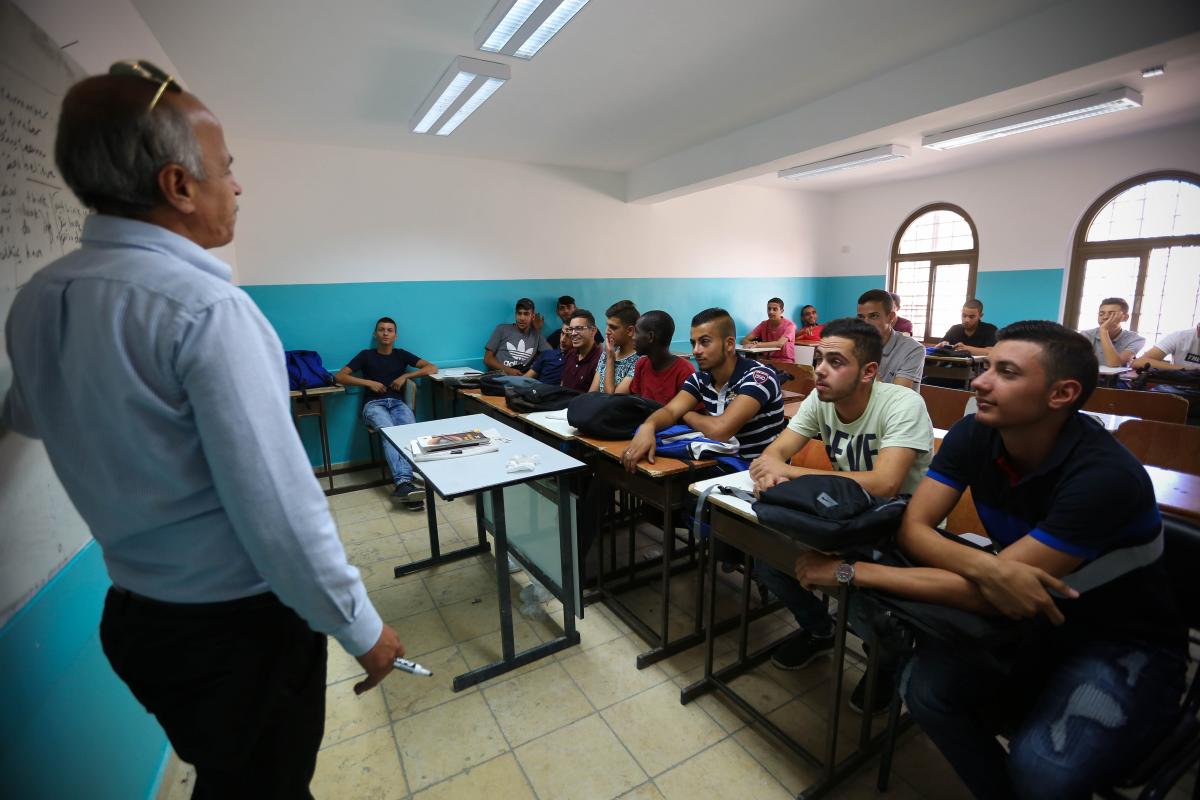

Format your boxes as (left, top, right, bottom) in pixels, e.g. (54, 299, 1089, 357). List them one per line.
(561, 309, 603, 392)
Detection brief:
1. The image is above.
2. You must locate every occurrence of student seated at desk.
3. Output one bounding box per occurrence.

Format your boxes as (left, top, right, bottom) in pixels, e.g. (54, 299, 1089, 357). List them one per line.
(561, 309, 602, 392)
(1080, 296, 1145, 368)
(936, 298, 997, 356)
(796, 304, 824, 343)
(1132, 322, 1200, 371)
(622, 307, 785, 472)
(545, 294, 602, 350)
(618, 310, 696, 405)
(793, 320, 1185, 799)
(524, 322, 572, 385)
(591, 300, 640, 393)
(749, 317, 933, 712)
(858, 289, 925, 390)
(334, 317, 436, 509)
(484, 297, 551, 375)
(890, 292, 914, 335)
(741, 297, 796, 362)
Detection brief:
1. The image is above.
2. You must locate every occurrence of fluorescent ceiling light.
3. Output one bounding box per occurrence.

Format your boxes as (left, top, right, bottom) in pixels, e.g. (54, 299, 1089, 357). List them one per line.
(922, 87, 1142, 150)
(476, 0, 590, 59)
(1141, 65, 1165, 78)
(410, 56, 510, 136)
(778, 145, 910, 180)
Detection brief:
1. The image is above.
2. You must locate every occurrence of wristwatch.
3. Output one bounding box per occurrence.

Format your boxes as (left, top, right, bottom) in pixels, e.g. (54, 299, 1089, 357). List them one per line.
(834, 561, 856, 586)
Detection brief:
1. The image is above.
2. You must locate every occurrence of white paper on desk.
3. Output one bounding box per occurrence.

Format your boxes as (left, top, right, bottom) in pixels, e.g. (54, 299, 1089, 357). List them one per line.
(436, 367, 483, 377)
(409, 441, 499, 461)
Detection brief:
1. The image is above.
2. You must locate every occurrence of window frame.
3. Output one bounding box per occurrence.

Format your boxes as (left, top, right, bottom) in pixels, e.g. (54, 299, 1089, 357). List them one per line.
(889, 202, 980, 341)
(1064, 170, 1200, 331)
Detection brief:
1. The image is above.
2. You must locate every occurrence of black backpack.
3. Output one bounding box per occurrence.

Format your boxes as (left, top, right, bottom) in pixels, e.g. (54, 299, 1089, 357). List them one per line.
(750, 474, 908, 551)
(481, 373, 537, 396)
(503, 383, 582, 412)
(566, 393, 662, 439)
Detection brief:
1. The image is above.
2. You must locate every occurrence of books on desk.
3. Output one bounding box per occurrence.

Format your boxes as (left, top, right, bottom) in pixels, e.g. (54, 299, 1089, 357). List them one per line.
(410, 429, 498, 461)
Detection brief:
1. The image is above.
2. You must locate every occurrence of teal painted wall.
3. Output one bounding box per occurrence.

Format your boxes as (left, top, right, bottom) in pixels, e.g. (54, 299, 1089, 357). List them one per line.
(246, 269, 1064, 467)
(0, 541, 169, 800)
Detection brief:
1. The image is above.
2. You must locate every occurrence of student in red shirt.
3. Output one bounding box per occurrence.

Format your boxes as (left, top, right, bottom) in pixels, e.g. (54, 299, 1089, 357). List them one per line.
(796, 304, 824, 343)
(620, 310, 696, 405)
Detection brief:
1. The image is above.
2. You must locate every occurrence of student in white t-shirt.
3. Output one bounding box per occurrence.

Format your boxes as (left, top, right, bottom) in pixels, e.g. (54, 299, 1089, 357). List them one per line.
(1133, 323, 1200, 371)
(748, 316, 934, 714)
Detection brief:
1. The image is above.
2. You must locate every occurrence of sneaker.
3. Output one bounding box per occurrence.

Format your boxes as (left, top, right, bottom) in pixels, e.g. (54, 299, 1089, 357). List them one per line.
(519, 581, 552, 604)
(848, 669, 896, 716)
(391, 481, 424, 510)
(507, 554, 522, 573)
(411, 473, 426, 488)
(770, 630, 835, 670)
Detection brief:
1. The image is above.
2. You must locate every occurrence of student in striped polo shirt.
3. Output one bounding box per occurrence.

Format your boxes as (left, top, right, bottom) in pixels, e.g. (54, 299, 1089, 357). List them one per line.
(621, 308, 785, 471)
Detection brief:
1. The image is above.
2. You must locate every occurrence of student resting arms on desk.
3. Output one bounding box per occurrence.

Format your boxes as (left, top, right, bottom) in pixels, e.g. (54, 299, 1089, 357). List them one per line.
(525, 321, 572, 385)
(796, 303, 824, 343)
(793, 321, 1185, 800)
(1132, 322, 1200, 371)
(590, 300, 640, 393)
(484, 297, 551, 375)
(1080, 296, 1145, 368)
(741, 296, 796, 362)
(621, 307, 785, 472)
(857, 289, 925, 390)
(617, 310, 696, 405)
(334, 317, 436, 509)
(936, 298, 998, 357)
(749, 317, 933, 712)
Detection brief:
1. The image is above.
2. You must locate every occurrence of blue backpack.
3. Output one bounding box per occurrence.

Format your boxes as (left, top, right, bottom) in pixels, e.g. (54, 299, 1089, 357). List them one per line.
(654, 424, 750, 472)
(285, 350, 334, 392)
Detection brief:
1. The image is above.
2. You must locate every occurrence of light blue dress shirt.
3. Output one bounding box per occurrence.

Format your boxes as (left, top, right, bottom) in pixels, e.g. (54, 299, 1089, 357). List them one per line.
(3, 215, 382, 655)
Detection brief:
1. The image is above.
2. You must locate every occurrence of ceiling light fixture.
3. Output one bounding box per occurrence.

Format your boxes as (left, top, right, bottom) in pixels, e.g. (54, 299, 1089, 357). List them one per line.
(777, 145, 911, 180)
(476, 0, 590, 59)
(410, 56, 510, 136)
(922, 87, 1142, 150)
(1141, 65, 1165, 78)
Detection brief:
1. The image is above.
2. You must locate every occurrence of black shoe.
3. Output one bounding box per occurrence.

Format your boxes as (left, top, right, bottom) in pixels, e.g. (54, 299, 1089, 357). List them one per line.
(770, 631, 835, 670)
(848, 669, 896, 716)
(391, 482, 424, 510)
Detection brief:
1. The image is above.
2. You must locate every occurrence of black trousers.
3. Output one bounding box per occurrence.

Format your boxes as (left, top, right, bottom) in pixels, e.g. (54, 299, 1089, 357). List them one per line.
(100, 588, 328, 800)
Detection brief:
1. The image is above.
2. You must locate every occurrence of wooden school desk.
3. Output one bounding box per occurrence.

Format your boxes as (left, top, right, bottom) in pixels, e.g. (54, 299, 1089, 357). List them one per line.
(289, 384, 346, 494)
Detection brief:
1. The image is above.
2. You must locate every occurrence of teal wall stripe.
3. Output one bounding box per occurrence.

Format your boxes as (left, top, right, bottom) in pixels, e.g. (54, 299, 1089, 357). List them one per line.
(0, 541, 169, 800)
(245, 270, 1063, 466)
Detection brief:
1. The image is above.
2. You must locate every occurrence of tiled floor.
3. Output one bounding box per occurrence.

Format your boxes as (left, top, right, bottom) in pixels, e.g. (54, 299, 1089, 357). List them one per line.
(155, 479, 1190, 799)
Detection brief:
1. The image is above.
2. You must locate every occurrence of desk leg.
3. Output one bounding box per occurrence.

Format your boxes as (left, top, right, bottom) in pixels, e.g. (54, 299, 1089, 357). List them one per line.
(824, 585, 851, 781)
(393, 483, 490, 578)
(492, 487, 516, 662)
(557, 475, 578, 640)
(317, 396, 334, 492)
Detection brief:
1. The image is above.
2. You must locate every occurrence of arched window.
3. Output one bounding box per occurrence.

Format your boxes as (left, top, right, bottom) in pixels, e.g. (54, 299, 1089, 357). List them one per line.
(889, 203, 979, 341)
(1066, 172, 1200, 343)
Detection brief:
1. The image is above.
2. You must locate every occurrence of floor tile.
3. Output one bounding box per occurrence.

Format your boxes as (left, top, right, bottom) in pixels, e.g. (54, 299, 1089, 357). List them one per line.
(312, 724, 408, 799)
(336, 501, 390, 526)
(388, 608, 456, 657)
(327, 636, 366, 684)
(382, 644, 474, 721)
(560, 634, 671, 709)
(338, 515, 398, 546)
(619, 782, 666, 799)
(439, 594, 503, 641)
(424, 561, 497, 607)
(370, 577, 437, 622)
(394, 692, 509, 792)
(515, 714, 647, 800)
(457, 620, 551, 687)
(329, 487, 390, 512)
(483, 661, 594, 747)
(890, 730, 974, 800)
(321, 677, 391, 749)
(411, 753, 533, 800)
(345, 535, 409, 567)
(388, 505, 435, 533)
(654, 739, 791, 800)
(601, 681, 724, 777)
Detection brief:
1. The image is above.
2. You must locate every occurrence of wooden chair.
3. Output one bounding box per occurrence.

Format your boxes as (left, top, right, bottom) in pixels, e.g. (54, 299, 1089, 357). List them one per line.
(1115, 419, 1200, 475)
(1084, 386, 1189, 424)
(945, 487, 986, 537)
(790, 438, 832, 471)
(919, 384, 973, 430)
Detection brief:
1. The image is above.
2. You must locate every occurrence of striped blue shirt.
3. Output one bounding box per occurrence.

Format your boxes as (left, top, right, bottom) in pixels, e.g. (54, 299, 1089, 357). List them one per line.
(680, 357, 785, 459)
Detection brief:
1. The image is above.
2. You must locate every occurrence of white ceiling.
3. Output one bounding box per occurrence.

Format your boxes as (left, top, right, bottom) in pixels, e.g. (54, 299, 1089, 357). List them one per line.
(30, 0, 1200, 201)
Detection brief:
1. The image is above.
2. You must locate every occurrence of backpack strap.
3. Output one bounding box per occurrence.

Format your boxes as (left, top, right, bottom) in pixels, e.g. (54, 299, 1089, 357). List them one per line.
(1061, 527, 1164, 594)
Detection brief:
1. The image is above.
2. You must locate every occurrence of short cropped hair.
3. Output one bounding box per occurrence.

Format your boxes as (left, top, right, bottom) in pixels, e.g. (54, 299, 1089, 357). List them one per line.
(800, 304, 816, 314)
(858, 289, 894, 314)
(821, 317, 883, 368)
(515, 298, 535, 312)
(557, 295, 575, 307)
(691, 307, 736, 340)
(768, 297, 784, 309)
(1100, 297, 1129, 313)
(963, 299, 983, 312)
(375, 317, 396, 329)
(570, 309, 596, 328)
(606, 300, 640, 327)
(996, 320, 1098, 412)
(56, 75, 206, 215)
(889, 292, 903, 309)
(638, 310, 675, 343)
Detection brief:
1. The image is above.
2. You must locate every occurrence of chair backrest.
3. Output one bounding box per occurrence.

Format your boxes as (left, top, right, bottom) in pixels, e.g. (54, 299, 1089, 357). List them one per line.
(1114, 419, 1200, 475)
(1163, 514, 1200, 631)
(945, 487, 986, 538)
(919, 384, 973, 430)
(790, 438, 832, 471)
(1084, 386, 1189, 424)
(793, 344, 816, 366)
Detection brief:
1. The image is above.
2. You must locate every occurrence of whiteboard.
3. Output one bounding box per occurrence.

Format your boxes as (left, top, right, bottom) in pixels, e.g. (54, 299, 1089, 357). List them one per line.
(0, 0, 91, 625)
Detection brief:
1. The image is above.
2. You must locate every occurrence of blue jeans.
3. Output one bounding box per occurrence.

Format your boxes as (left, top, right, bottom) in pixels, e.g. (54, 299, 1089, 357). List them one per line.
(362, 398, 414, 485)
(900, 639, 1185, 800)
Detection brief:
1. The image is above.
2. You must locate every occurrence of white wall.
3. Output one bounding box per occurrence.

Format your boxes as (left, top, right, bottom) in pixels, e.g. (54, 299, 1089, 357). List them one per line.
(821, 120, 1200, 278)
(227, 137, 829, 286)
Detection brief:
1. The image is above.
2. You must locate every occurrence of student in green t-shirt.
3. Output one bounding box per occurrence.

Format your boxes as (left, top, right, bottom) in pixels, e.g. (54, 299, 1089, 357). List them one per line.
(748, 317, 934, 714)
